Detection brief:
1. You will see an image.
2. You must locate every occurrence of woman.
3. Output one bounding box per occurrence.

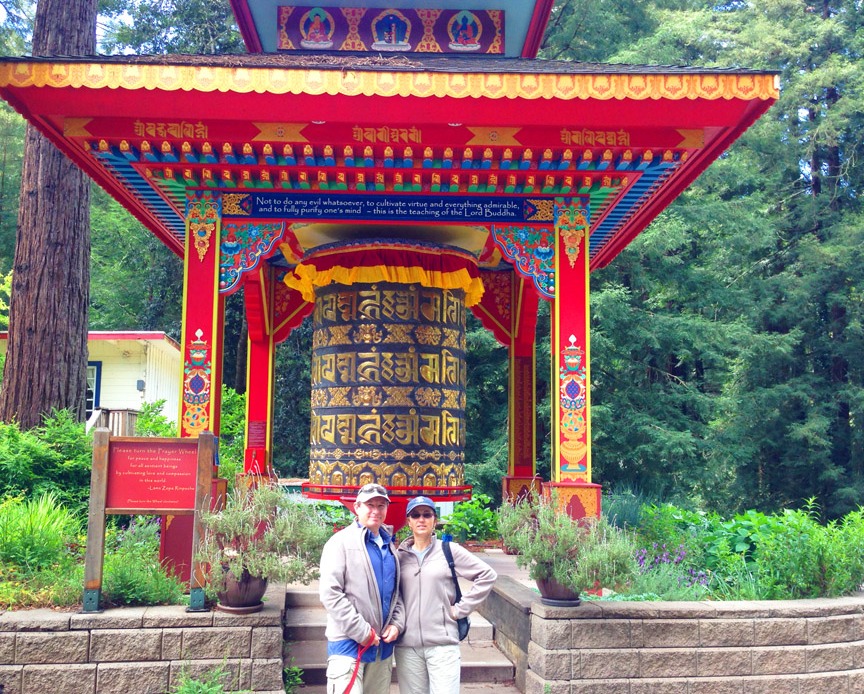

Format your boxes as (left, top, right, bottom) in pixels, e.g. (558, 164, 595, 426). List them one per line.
(395, 496, 497, 694)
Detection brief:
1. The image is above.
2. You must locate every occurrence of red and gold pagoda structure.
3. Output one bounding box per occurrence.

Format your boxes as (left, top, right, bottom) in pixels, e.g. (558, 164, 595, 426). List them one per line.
(0, 1, 777, 546)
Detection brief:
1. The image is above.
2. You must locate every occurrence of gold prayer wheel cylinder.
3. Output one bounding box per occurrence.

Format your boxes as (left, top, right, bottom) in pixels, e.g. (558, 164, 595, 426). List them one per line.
(308, 277, 467, 493)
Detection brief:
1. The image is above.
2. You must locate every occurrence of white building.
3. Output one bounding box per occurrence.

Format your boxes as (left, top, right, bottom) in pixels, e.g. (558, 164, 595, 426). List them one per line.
(0, 331, 181, 425)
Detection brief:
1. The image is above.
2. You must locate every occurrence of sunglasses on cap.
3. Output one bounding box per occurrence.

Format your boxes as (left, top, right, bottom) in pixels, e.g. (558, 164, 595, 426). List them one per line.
(359, 483, 387, 495)
(408, 511, 435, 519)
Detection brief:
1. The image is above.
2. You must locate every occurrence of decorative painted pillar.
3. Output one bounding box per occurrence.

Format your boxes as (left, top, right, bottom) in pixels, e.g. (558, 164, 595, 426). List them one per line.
(544, 197, 601, 519)
(470, 269, 541, 500)
(243, 266, 277, 476)
(506, 275, 542, 500)
(161, 190, 226, 581)
(216, 216, 294, 477)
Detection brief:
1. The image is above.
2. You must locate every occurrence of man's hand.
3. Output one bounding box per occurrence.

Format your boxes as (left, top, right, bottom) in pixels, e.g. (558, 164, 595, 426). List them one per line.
(363, 629, 380, 648)
(380, 625, 400, 643)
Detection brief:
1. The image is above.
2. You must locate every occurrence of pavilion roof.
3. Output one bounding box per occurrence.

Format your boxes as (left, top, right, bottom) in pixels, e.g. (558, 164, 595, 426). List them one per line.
(0, 53, 777, 269)
(228, 0, 556, 58)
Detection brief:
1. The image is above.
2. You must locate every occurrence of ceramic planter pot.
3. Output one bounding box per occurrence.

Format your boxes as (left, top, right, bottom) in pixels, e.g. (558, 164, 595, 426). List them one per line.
(215, 568, 268, 614)
(535, 575, 581, 607)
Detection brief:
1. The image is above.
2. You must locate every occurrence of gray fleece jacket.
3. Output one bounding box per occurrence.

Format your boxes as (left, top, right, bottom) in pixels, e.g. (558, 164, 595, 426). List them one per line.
(396, 536, 497, 648)
(318, 522, 405, 645)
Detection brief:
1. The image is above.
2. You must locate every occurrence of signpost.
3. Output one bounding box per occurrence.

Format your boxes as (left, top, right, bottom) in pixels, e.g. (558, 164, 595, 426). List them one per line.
(83, 429, 218, 612)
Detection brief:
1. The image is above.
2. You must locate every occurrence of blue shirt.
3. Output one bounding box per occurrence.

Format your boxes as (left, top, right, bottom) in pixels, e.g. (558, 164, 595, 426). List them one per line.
(327, 525, 398, 662)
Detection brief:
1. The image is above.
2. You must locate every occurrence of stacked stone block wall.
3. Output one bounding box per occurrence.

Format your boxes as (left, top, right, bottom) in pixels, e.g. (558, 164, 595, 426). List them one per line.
(483, 576, 864, 693)
(0, 600, 285, 694)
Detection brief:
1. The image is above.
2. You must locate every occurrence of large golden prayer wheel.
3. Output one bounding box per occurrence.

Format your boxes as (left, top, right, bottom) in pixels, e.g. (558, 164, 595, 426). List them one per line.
(287, 240, 481, 512)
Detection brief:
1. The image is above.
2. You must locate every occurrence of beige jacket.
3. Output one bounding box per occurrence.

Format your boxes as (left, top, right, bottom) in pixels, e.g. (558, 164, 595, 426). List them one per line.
(318, 522, 405, 645)
(396, 536, 497, 648)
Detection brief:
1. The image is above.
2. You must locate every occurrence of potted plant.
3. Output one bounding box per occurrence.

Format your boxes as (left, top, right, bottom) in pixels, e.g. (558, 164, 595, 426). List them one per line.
(497, 492, 637, 605)
(198, 481, 332, 613)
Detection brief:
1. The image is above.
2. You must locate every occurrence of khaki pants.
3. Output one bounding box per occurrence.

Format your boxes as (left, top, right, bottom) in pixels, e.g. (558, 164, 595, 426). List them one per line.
(395, 644, 461, 694)
(326, 653, 394, 694)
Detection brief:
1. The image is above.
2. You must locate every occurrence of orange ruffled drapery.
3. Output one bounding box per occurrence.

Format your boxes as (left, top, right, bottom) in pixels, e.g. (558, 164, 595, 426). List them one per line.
(283, 243, 485, 307)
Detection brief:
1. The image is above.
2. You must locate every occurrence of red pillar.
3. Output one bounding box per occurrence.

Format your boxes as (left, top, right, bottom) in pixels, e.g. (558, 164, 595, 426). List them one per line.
(161, 190, 226, 581)
(243, 265, 276, 477)
(544, 197, 601, 519)
(504, 274, 542, 500)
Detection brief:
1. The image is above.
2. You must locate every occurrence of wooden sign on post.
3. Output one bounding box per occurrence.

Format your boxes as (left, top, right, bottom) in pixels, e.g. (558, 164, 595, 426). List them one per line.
(83, 429, 217, 613)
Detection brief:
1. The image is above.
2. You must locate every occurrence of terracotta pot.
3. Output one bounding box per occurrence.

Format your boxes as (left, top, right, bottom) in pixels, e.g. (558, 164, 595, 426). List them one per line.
(535, 575, 581, 607)
(215, 568, 268, 614)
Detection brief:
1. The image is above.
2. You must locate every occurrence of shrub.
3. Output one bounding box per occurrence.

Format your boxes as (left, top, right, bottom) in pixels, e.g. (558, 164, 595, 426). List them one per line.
(635, 503, 711, 569)
(0, 410, 92, 509)
(135, 400, 177, 437)
(102, 517, 186, 607)
(171, 663, 250, 693)
(611, 561, 711, 601)
(0, 493, 79, 572)
(442, 493, 498, 541)
(602, 486, 652, 530)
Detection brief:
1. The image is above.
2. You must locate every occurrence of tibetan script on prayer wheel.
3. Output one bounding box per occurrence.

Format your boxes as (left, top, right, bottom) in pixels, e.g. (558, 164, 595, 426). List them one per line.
(308, 281, 467, 489)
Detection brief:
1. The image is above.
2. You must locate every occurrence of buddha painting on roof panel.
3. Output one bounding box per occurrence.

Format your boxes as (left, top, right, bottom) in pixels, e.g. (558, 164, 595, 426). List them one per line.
(448, 11, 481, 52)
(299, 8, 335, 49)
(276, 6, 504, 54)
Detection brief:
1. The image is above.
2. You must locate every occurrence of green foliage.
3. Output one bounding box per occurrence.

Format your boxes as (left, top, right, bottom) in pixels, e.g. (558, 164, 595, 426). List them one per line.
(218, 385, 247, 487)
(442, 493, 498, 541)
(198, 484, 331, 594)
(171, 662, 250, 694)
(629, 500, 864, 600)
(611, 561, 711, 603)
(602, 486, 656, 530)
(283, 663, 304, 694)
(102, 518, 186, 607)
(498, 493, 637, 593)
(636, 503, 710, 564)
(88, 187, 182, 336)
(464, 317, 509, 503)
(0, 553, 84, 609)
(135, 400, 178, 437)
(0, 410, 92, 509)
(313, 501, 354, 531)
(272, 321, 313, 478)
(0, 269, 11, 328)
(0, 493, 78, 572)
(100, 0, 245, 55)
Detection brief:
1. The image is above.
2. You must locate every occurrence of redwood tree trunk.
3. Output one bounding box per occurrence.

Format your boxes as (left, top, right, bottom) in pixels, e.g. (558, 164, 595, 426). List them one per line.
(0, 0, 97, 427)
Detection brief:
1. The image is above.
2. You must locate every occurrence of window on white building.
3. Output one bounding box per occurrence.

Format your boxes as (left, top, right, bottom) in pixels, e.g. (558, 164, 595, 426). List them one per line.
(86, 362, 102, 417)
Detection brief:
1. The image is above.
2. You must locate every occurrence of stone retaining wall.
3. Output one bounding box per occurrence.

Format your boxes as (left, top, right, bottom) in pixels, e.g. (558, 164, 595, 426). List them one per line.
(0, 587, 286, 694)
(482, 576, 864, 693)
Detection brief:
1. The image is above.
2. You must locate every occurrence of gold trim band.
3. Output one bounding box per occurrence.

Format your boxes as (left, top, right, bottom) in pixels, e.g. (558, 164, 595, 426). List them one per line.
(0, 62, 779, 101)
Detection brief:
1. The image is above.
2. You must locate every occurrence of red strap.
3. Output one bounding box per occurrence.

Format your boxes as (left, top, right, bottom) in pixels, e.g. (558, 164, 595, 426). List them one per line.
(343, 629, 376, 694)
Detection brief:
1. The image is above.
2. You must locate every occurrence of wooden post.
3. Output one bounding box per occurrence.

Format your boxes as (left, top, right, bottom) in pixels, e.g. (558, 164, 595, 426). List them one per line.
(189, 431, 215, 611)
(83, 428, 110, 612)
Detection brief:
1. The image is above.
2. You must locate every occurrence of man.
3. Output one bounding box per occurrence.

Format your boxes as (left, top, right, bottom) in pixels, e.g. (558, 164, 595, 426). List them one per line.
(319, 482, 404, 694)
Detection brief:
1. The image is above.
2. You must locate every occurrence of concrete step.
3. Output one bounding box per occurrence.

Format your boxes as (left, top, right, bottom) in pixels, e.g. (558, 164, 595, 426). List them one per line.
(284, 604, 495, 643)
(284, 639, 516, 686)
(296, 682, 521, 693)
(283, 588, 513, 688)
(284, 587, 321, 609)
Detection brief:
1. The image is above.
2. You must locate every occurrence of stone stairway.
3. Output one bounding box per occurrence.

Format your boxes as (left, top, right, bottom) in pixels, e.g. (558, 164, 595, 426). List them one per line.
(282, 587, 520, 693)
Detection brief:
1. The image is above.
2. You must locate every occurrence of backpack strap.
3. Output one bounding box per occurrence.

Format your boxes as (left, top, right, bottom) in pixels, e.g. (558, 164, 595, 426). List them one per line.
(441, 540, 463, 603)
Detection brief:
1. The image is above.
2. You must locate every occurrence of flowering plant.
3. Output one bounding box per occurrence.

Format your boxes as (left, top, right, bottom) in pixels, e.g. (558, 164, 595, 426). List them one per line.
(197, 482, 331, 593)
